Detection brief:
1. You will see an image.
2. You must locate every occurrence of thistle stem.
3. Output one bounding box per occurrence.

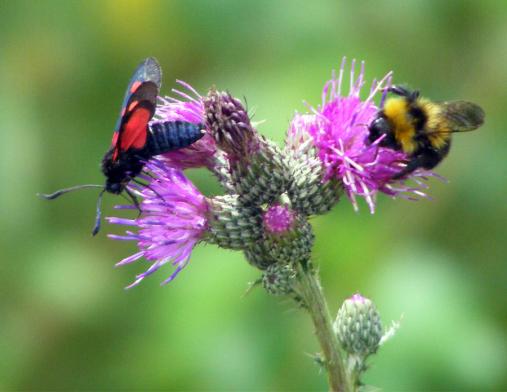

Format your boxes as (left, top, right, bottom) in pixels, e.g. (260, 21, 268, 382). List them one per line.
(296, 262, 352, 392)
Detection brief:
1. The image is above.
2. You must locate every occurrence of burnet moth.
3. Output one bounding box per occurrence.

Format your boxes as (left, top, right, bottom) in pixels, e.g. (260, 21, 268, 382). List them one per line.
(39, 57, 204, 235)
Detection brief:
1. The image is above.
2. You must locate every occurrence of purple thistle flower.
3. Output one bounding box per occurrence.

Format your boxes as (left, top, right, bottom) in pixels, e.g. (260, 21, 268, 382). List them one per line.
(349, 293, 367, 303)
(290, 57, 438, 213)
(263, 204, 296, 235)
(107, 160, 209, 288)
(154, 80, 204, 124)
(157, 134, 217, 170)
(151, 80, 217, 169)
(286, 113, 317, 158)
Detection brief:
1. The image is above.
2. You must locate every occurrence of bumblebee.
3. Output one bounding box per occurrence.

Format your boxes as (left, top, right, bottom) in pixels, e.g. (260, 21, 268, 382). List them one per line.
(368, 85, 485, 179)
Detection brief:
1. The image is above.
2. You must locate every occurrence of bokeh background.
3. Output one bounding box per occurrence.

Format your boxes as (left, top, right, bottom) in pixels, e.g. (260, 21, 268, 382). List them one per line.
(1, 0, 506, 390)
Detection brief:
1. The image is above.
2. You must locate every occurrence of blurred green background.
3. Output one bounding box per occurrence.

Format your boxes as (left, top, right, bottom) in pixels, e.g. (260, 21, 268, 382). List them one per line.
(1, 0, 506, 390)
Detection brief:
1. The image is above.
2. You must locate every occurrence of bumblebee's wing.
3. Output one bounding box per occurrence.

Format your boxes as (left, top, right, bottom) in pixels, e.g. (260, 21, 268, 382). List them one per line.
(440, 101, 485, 132)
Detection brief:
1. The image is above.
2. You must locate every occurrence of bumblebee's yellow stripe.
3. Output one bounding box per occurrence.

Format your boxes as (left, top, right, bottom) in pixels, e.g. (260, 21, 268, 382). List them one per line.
(383, 98, 417, 154)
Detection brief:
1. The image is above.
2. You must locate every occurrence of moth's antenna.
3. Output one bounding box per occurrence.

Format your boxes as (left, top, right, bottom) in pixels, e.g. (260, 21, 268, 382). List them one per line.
(37, 184, 104, 200)
(92, 189, 106, 236)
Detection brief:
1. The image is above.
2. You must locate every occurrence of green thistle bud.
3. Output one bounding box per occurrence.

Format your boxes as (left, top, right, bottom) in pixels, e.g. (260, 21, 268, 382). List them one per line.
(262, 204, 314, 263)
(288, 153, 342, 216)
(244, 241, 277, 270)
(262, 262, 297, 296)
(285, 113, 343, 215)
(230, 138, 291, 206)
(334, 294, 383, 356)
(204, 88, 291, 206)
(206, 195, 262, 249)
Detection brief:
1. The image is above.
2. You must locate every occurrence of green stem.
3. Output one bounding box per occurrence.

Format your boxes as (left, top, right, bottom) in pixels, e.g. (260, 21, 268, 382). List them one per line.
(296, 262, 353, 392)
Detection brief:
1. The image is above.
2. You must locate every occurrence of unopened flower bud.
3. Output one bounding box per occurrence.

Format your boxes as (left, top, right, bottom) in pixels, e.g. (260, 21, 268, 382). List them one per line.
(206, 195, 262, 249)
(230, 138, 292, 206)
(262, 204, 314, 263)
(244, 241, 277, 270)
(334, 294, 383, 356)
(286, 114, 342, 215)
(204, 88, 257, 159)
(262, 262, 297, 296)
(288, 154, 342, 216)
(204, 89, 291, 206)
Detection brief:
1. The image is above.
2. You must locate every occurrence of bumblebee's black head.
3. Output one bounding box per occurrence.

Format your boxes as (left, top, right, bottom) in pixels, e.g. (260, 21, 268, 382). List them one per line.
(367, 116, 393, 147)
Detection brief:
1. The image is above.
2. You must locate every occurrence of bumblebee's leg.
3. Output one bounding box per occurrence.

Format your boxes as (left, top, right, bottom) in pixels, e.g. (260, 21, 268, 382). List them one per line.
(418, 143, 449, 171)
(392, 157, 424, 179)
(393, 148, 444, 180)
(388, 85, 420, 102)
(388, 85, 411, 97)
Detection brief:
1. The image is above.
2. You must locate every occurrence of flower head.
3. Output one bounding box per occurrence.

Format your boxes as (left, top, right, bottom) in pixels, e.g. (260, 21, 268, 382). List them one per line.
(157, 134, 217, 170)
(263, 204, 295, 235)
(289, 58, 438, 213)
(260, 203, 314, 264)
(154, 80, 204, 125)
(107, 160, 209, 288)
(151, 80, 217, 169)
(286, 113, 318, 158)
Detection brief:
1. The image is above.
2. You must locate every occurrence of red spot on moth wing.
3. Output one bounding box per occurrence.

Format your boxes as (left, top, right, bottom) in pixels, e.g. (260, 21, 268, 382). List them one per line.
(120, 107, 150, 151)
(111, 132, 120, 160)
(128, 100, 139, 112)
(130, 80, 142, 93)
(111, 131, 119, 146)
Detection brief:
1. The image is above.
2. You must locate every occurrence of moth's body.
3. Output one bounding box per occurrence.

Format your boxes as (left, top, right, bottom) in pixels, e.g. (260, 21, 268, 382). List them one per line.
(368, 86, 484, 178)
(101, 147, 148, 194)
